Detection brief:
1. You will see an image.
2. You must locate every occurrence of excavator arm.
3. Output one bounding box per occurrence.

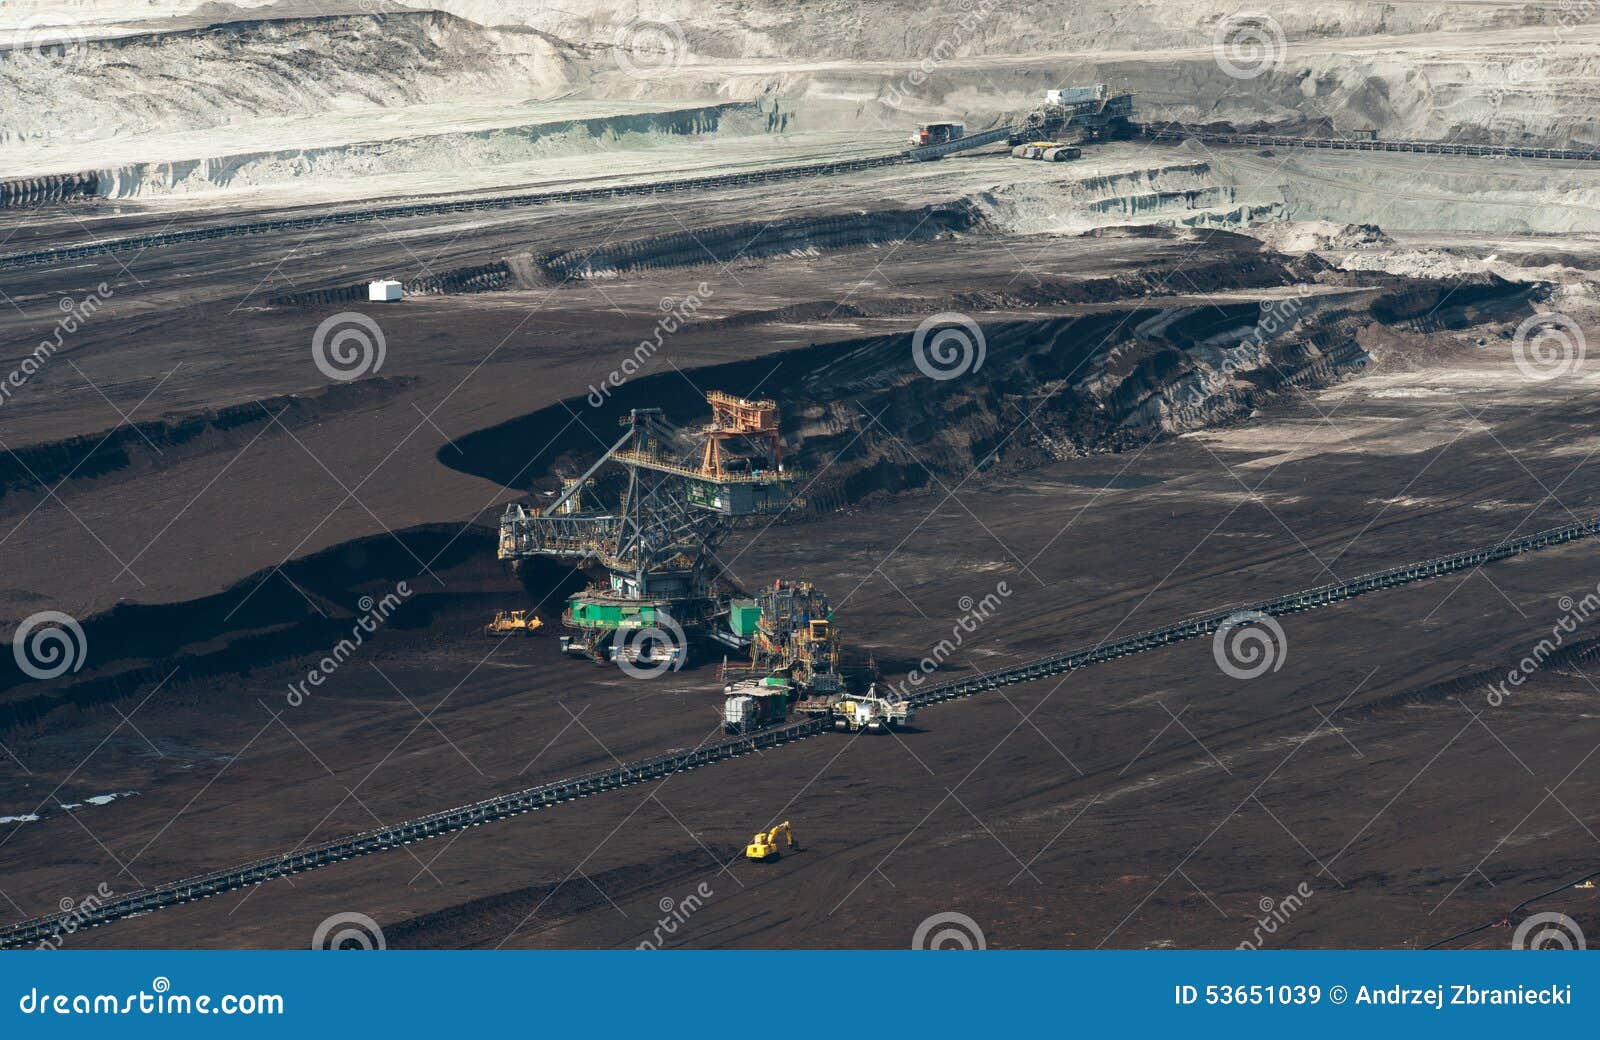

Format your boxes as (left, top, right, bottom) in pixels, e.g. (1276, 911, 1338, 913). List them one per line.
(745, 820, 798, 860)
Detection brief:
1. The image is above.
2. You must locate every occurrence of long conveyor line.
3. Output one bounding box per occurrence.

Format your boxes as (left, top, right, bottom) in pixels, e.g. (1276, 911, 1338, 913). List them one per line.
(0, 152, 916, 271)
(0, 717, 833, 948)
(10, 120, 1597, 272)
(1141, 126, 1600, 162)
(904, 515, 1600, 709)
(4, 514, 1596, 946)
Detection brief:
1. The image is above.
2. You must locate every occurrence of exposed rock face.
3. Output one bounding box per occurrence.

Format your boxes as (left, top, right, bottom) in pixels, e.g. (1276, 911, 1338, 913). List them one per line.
(5, 2, 1599, 155)
(0, 11, 574, 147)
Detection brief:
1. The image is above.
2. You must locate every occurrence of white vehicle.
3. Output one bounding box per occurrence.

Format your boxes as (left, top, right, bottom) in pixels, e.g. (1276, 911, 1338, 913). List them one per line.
(830, 685, 916, 733)
(1045, 84, 1108, 106)
(367, 279, 403, 302)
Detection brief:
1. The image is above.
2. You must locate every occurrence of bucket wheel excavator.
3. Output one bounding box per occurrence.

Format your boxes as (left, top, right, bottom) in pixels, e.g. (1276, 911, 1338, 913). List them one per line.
(498, 391, 796, 669)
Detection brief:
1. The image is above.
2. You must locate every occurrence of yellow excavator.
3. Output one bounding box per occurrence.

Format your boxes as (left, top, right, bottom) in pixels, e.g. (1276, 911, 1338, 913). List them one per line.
(745, 820, 798, 862)
(484, 609, 543, 637)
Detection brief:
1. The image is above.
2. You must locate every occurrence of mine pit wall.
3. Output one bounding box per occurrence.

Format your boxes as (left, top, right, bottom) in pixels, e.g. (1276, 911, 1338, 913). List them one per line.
(663, 43, 1599, 157)
(90, 102, 767, 199)
(0, 523, 508, 727)
(267, 262, 515, 308)
(447, 271, 1520, 509)
(267, 203, 976, 306)
(0, 379, 410, 508)
(538, 202, 979, 280)
(1262, 156, 1600, 235)
(0, 172, 99, 207)
(0, 12, 576, 149)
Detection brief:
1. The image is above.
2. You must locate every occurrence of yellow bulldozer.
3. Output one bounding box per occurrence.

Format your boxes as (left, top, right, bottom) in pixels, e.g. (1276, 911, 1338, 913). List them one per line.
(484, 609, 543, 637)
(745, 820, 798, 862)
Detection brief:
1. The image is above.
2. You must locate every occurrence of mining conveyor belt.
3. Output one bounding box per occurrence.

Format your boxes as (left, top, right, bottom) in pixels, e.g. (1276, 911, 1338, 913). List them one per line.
(1142, 125, 1600, 162)
(5, 515, 1596, 946)
(903, 516, 1600, 708)
(0, 718, 831, 948)
(0, 152, 917, 271)
(9, 123, 1595, 272)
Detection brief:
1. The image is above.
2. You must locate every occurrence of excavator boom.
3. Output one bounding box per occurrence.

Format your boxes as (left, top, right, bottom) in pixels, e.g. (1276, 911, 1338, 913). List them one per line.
(744, 820, 798, 861)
